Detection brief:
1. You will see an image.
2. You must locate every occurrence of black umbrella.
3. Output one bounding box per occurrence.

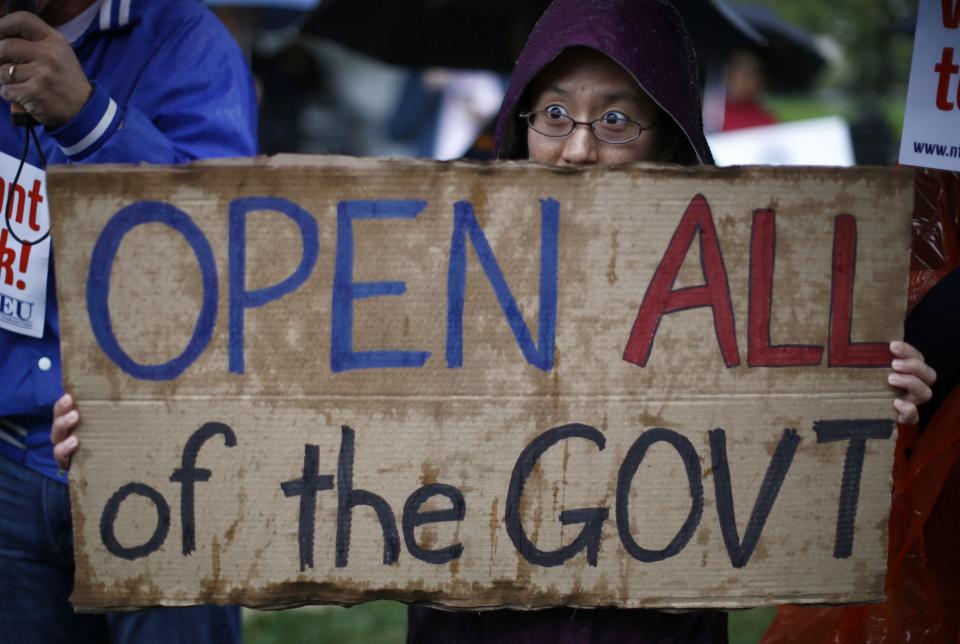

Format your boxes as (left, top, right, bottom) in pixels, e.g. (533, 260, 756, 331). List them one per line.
(301, 0, 550, 71)
(674, 0, 764, 61)
(300, 0, 762, 72)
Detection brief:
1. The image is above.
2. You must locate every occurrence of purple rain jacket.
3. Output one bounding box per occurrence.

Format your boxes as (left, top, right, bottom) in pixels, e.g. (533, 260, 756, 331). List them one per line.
(494, 0, 713, 166)
(410, 2, 726, 643)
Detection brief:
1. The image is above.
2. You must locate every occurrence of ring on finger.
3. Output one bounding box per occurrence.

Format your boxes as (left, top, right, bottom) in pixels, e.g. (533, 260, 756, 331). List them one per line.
(7, 63, 15, 83)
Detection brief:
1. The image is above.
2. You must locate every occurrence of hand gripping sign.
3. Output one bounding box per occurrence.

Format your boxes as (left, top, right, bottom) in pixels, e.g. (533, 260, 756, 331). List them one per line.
(48, 157, 911, 611)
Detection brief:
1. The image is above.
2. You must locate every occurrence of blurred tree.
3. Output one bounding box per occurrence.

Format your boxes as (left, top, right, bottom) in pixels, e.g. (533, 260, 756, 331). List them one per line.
(739, 0, 915, 98)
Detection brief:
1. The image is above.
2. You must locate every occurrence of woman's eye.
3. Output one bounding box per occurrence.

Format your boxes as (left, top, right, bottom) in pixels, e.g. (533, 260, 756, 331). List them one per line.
(601, 111, 628, 125)
(545, 105, 569, 118)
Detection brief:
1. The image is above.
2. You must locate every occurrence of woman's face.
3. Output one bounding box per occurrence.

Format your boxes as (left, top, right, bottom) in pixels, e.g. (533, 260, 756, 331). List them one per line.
(526, 49, 664, 166)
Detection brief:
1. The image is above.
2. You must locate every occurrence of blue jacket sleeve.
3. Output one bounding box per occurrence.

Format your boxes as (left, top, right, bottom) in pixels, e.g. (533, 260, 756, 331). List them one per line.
(45, 13, 258, 164)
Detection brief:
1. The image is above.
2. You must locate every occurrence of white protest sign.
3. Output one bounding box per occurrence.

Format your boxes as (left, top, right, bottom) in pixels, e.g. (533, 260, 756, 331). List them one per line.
(899, 0, 960, 170)
(707, 117, 855, 167)
(0, 150, 49, 338)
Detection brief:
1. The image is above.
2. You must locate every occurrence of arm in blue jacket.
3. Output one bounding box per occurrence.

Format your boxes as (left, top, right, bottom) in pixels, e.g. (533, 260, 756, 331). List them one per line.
(0, 4, 257, 165)
(49, 8, 258, 163)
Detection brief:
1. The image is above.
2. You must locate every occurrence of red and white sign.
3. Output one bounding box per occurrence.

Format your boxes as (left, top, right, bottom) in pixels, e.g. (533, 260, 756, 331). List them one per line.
(899, 0, 960, 171)
(0, 151, 49, 338)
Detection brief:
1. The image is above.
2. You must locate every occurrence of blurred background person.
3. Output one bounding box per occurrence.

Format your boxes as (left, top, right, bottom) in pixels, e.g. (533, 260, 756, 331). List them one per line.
(718, 49, 779, 131)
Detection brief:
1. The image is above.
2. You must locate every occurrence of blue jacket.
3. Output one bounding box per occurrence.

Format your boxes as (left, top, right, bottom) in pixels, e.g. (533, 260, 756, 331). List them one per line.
(0, 0, 258, 482)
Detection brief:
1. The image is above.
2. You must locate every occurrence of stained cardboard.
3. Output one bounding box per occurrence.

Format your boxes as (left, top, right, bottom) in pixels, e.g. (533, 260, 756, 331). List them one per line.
(47, 156, 913, 611)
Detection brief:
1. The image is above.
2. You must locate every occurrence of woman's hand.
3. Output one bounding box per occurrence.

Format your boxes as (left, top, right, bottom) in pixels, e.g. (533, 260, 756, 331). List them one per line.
(51, 393, 80, 471)
(889, 341, 937, 425)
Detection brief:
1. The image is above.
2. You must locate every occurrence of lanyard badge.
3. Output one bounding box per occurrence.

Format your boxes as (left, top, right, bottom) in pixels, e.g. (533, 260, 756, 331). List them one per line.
(0, 146, 49, 338)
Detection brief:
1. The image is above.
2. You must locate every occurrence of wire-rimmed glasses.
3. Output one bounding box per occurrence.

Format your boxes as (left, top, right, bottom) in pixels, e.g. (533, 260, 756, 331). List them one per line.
(519, 110, 655, 144)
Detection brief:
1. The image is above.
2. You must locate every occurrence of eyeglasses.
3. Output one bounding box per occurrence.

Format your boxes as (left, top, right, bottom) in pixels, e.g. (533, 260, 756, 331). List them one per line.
(519, 110, 655, 144)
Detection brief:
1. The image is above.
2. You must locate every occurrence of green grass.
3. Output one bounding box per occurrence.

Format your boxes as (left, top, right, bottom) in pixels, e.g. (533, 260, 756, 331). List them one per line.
(244, 602, 778, 644)
(243, 602, 406, 644)
(730, 607, 778, 644)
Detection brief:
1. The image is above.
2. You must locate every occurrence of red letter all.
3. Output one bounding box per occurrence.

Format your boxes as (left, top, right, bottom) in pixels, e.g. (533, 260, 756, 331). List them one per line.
(828, 214, 889, 367)
(747, 209, 823, 367)
(623, 194, 739, 368)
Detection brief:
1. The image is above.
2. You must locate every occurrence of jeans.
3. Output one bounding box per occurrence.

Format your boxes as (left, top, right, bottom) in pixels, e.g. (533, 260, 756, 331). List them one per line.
(0, 454, 241, 644)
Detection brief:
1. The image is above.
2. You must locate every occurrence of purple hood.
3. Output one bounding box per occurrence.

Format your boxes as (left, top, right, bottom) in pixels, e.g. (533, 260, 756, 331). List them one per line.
(494, 0, 713, 166)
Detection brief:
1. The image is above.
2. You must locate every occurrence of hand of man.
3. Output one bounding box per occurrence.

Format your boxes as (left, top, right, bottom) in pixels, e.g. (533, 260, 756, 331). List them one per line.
(0, 11, 92, 128)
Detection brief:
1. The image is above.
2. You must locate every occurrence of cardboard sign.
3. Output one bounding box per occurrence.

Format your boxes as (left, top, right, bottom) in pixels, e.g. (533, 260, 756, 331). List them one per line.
(48, 157, 913, 612)
(899, 0, 960, 170)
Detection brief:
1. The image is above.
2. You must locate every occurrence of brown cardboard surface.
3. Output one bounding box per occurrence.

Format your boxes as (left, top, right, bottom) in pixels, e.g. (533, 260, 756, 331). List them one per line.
(48, 156, 913, 611)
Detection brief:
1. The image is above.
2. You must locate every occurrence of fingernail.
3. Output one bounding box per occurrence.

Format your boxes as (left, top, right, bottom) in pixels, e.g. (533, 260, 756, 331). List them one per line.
(65, 435, 78, 449)
(892, 359, 904, 369)
(890, 340, 902, 352)
(888, 373, 899, 384)
(66, 410, 79, 424)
